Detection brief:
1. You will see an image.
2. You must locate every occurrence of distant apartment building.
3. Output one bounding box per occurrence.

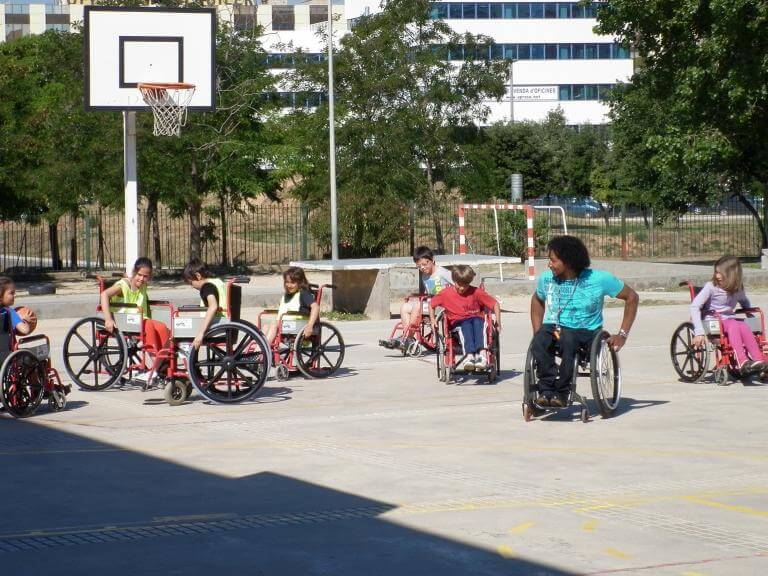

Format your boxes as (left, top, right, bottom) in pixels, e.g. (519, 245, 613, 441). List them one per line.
(1, 0, 631, 124)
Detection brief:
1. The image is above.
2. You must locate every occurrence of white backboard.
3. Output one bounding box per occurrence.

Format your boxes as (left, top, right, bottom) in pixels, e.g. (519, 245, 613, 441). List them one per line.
(84, 7, 216, 111)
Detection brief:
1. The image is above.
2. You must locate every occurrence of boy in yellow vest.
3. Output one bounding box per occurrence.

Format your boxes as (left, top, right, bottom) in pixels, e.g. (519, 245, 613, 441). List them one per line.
(182, 259, 228, 350)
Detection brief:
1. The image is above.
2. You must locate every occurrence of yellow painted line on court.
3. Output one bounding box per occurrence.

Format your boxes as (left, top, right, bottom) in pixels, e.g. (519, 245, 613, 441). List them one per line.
(582, 519, 598, 532)
(602, 548, 632, 560)
(681, 496, 768, 518)
(508, 522, 535, 534)
(497, 545, 516, 559)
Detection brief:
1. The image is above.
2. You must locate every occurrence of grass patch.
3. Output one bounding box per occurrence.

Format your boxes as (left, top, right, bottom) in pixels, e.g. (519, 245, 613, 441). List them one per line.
(322, 311, 368, 321)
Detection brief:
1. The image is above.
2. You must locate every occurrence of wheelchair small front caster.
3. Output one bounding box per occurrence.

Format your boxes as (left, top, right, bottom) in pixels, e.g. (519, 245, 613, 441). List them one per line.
(49, 389, 67, 412)
(407, 340, 423, 358)
(164, 379, 189, 406)
(276, 364, 289, 381)
(715, 368, 730, 386)
(580, 407, 590, 423)
(523, 403, 533, 422)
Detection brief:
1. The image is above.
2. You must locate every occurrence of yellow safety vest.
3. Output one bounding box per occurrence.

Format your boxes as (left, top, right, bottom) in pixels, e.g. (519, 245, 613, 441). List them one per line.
(201, 278, 228, 317)
(110, 278, 150, 319)
(278, 291, 306, 318)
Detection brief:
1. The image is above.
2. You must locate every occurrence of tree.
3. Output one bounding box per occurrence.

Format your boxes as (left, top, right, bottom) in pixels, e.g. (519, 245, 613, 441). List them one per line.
(284, 0, 507, 254)
(597, 0, 768, 249)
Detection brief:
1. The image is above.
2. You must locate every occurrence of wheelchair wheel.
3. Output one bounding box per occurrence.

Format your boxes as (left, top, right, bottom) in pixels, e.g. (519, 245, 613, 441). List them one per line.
(188, 322, 270, 404)
(164, 378, 189, 406)
(670, 322, 709, 383)
(294, 321, 345, 379)
(590, 332, 621, 418)
(48, 388, 67, 412)
(63, 317, 127, 391)
(0, 350, 46, 418)
(522, 346, 544, 420)
(487, 330, 500, 383)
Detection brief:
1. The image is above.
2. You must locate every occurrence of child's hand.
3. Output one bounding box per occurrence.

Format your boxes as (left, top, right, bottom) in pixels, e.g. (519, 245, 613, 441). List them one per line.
(692, 335, 706, 348)
(104, 318, 115, 333)
(18, 307, 36, 323)
(302, 324, 314, 339)
(192, 335, 203, 350)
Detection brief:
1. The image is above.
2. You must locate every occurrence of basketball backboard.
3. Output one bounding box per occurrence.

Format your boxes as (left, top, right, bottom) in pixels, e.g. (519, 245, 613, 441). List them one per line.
(84, 6, 216, 111)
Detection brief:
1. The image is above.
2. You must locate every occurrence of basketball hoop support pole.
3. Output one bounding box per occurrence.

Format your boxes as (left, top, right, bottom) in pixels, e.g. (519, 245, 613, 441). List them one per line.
(123, 111, 139, 275)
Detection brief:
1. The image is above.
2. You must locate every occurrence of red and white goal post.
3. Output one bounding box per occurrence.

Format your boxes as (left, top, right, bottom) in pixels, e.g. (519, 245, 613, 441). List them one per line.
(457, 203, 536, 280)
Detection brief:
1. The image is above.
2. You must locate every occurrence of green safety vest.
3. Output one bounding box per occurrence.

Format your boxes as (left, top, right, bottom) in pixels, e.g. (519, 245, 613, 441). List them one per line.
(110, 278, 150, 319)
(200, 278, 228, 317)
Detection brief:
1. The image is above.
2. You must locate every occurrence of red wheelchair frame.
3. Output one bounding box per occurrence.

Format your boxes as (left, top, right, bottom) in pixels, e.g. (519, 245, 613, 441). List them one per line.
(257, 284, 345, 380)
(0, 309, 70, 418)
(434, 307, 500, 384)
(384, 294, 437, 357)
(670, 280, 767, 385)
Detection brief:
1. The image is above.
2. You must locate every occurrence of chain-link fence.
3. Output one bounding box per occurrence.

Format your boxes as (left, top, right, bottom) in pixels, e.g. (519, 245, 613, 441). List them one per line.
(0, 203, 763, 272)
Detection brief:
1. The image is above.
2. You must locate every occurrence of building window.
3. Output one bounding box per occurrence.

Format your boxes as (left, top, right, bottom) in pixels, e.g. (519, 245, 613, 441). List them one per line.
(5, 23, 29, 41)
(614, 44, 631, 58)
(309, 5, 328, 25)
(5, 4, 30, 15)
(557, 2, 570, 18)
(597, 84, 614, 100)
(431, 3, 449, 19)
(584, 43, 598, 59)
(572, 43, 585, 59)
(517, 3, 531, 18)
(462, 3, 476, 19)
(234, 6, 256, 31)
(531, 44, 545, 59)
(559, 85, 572, 100)
(476, 2, 490, 18)
(572, 85, 586, 100)
(571, 4, 584, 17)
(517, 44, 531, 59)
(598, 43, 611, 59)
(530, 2, 544, 18)
(490, 3, 503, 18)
(544, 2, 557, 18)
(491, 43, 505, 60)
(449, 2, 463, 18)
(45, 23, 69, 32)
(585, 84, 598, 99)
(272, 6, 295, 31)
(503, 2, 517, 17)
(447, 44, 464, 60)
(558, 44, 571, 59)
(545, 44, 558, 59)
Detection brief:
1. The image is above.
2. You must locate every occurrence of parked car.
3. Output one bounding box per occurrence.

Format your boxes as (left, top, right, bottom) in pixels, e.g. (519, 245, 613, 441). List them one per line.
(689, 195, 763, 216)
(529, 195, 604, 218)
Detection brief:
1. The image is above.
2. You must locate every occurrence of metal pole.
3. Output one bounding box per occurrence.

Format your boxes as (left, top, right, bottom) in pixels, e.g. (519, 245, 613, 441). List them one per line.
(123, 111, 138, 275)
(492, 207, 503, 282)
(508, 60, 514, 123)
(328, 0, 339, 261)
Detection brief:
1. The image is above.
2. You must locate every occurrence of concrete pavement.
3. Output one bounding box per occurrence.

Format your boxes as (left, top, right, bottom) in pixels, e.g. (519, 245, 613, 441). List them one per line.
(0, 300, 767, 575)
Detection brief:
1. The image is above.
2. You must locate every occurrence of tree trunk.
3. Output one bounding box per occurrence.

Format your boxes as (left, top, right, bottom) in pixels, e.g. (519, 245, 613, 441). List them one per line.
(642, 207, 650, 230)
(48, 219, 62, 270)
(188, 200, 202, 261)
(97, 205, 105, 270)
(142, 200, 152, 258)
(69, 213, 78, 269)
(219, 190, 229, 268)
(152, 204, 162, 269)
(425, 165, 445, 253)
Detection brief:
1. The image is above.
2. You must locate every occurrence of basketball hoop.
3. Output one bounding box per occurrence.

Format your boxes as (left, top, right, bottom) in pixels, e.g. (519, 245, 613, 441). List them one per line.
(138, 82, 196, 137)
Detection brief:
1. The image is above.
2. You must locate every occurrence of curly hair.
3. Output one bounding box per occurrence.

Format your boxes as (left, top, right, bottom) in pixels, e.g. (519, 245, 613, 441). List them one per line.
(547, 236, 591, 275)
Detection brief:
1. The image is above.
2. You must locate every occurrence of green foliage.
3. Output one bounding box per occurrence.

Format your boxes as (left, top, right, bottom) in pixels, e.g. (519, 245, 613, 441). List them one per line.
(480, 211, 547, 259)
(596, 0, 768, 248)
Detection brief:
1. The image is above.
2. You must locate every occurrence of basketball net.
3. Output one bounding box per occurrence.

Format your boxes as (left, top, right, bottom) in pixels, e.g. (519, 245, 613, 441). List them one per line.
(138, 82, 196, 137)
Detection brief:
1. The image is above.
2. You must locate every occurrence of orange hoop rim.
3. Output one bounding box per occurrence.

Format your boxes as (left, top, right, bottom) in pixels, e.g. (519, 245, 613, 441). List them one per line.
(138, 82, 196, 91)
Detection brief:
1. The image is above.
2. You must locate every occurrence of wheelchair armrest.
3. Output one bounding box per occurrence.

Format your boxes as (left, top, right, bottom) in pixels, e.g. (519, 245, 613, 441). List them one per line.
(17, 334, 48, 346)
(736, 307, 760, 314)
(148, 300, 171, 305)
(678, 280, 691, 287)
(109, 302, 138, 309)
(260, 309, 279, 315)
(177, 305, 208, 312)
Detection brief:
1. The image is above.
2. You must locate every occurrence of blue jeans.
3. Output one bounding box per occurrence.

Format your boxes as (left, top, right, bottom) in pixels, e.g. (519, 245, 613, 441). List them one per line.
(453, 316, 485, 355)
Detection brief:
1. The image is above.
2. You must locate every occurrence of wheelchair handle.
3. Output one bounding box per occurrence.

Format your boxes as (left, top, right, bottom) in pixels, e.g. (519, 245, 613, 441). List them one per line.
(229, 276, 250, 284)
(678, 281, 691, 287)
(177, 305, 209, 312)
(17, 334, 49, 345)
(148, 300, 171, 305)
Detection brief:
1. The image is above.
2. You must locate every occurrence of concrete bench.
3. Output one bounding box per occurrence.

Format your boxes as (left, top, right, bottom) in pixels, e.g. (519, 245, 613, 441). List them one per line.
(290, 255, 522, 320)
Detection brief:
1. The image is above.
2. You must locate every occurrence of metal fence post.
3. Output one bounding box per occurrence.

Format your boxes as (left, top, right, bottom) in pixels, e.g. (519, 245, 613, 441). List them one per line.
(300, 203, 309, 261)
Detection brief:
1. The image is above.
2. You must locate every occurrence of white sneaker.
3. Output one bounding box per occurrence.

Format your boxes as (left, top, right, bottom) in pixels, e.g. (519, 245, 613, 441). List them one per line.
(459, 356, 475, 371)
(474, 354, 488, 371)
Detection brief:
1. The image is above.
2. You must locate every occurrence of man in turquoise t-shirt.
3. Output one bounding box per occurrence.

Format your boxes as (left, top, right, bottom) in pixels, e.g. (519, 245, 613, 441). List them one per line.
(530, 236, 639, 407)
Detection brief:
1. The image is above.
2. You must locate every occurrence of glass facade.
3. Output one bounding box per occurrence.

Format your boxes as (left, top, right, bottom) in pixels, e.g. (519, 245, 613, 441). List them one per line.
(443, 43, 630, 61)
(429, 2, 601, 19)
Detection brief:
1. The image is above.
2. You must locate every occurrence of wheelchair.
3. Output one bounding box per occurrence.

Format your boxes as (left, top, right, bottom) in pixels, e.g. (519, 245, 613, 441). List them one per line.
(522, 330, 621, 423)
(0, 312, 70, 418)
(381, 294, 436, 358)
(257, 284, 345, 381)
(670, 280, 766, 386)
(434, 308, 500, 384)
(162, 277, 270, 405)
(62, 275, 173, 392)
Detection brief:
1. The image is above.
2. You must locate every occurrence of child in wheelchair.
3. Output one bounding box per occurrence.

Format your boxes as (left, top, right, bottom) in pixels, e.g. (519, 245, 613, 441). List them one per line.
(265, 266, 320, 346)
(429, 265, 500, 372)
(690, 255, 768, 377)
(0, 276, 36, 365)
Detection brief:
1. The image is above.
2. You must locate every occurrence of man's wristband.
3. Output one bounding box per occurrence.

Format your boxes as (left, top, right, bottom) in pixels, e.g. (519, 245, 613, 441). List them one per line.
(618, 329, 629, 339)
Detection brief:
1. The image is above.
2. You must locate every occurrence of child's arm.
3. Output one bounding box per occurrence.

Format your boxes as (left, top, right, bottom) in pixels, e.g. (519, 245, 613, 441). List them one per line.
(493, 299, 501, 331)
(13, 307, 33, 336)
(302, 302, 320, 339)
(193, 293, 220, 350)
(100, 283, 124, 333)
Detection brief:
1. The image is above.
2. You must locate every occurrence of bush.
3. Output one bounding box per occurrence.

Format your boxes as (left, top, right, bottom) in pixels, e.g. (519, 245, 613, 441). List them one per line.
(482, 211, 548, 260)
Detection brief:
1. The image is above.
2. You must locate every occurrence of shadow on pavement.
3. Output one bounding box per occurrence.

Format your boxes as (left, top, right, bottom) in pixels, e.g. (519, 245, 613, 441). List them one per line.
(0, 418, 577, 576)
